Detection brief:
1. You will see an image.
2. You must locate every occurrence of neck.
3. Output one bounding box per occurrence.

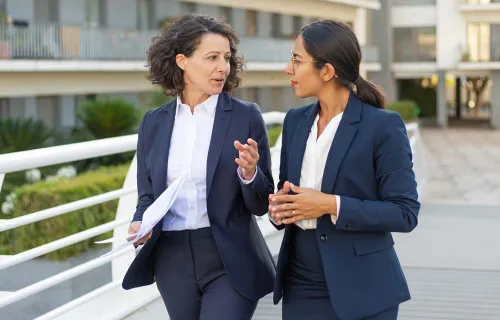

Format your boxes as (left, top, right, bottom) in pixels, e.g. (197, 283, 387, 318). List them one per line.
(180, 89, 211, 112)
(317, 86, 350, 120)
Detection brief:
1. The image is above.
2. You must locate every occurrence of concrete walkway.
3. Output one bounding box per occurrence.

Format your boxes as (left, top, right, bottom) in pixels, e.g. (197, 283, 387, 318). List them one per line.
(421, 128, 500, 204)
(254, 203, 500, 320)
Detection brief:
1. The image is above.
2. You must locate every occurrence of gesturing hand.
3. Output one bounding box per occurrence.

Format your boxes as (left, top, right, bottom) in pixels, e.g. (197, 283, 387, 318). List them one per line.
(269, 182, 337, 224)
(234, 138, 259, 180)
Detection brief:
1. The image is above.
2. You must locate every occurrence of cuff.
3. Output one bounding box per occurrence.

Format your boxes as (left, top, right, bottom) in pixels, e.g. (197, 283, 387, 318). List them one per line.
(331, 195, 341, 225)
(237, 167, 258, 184)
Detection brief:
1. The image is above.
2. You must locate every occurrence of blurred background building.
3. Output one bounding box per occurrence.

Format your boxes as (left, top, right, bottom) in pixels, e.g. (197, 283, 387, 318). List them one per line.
(372, 0, 500, 129)
(0, 0, 380, 134)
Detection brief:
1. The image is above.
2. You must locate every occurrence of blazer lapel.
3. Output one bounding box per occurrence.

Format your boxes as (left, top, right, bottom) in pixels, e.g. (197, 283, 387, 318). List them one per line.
(206, 93, 232, 197)
(158, 100, 177, 192)
(288, 102, 319, 187)
(320, 92, 362, 194)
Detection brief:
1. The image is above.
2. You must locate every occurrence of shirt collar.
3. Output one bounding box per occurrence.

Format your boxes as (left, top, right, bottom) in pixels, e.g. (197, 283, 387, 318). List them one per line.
(175, 94, 219, 118)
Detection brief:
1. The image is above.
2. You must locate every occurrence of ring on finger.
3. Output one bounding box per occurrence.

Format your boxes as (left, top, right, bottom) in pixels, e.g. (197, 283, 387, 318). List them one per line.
(292, 210, 296, 216)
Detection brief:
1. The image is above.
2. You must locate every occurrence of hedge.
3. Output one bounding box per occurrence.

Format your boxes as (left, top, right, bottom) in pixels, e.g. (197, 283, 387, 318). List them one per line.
(386, 100, 420, 122)
(0, 164, 129, 260)
(0, 127, 285, 260)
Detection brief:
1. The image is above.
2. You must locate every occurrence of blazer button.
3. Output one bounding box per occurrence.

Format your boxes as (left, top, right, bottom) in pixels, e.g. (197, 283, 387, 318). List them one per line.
(210, 217, 217, 224)
(345, 223, 352, 229)
(320, 234, 327, 242)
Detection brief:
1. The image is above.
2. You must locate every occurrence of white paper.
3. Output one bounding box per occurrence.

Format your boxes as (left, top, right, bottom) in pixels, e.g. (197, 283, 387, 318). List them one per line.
(96, 172, 188, 258)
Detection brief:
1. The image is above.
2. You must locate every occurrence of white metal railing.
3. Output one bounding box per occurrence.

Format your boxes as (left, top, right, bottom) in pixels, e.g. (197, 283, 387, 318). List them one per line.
(0, 23, 380, 64)
(0, 113, 426, 319)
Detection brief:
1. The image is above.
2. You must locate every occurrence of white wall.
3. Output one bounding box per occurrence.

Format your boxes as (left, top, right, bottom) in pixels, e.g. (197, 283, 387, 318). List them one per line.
(436, 0, 466, 70)
(391, 5, 437, 27)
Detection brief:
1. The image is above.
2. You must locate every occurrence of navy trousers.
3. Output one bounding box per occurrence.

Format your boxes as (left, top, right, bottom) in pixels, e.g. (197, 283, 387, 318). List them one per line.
(282, 225, 399, 320)
(153, 227, 257, 320)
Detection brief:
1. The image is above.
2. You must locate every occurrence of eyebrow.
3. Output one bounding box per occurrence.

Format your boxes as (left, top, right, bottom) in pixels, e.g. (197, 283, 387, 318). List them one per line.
(204, 51, 231, 56)
(292, 52, 303, 58)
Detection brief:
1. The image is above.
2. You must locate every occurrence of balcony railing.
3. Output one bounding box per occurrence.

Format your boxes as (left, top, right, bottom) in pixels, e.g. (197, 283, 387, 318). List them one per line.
(464, 0, 500, 4)
(0, 113, 425, 319)
(0, 23, 379, 64)
(462, 45, 500, 62)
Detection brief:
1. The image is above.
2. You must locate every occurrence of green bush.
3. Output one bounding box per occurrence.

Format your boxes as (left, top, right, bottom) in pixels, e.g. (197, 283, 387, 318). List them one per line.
(386, 100, 420, 122)
(0, 164, 129, 260)
(267, 125, 282, 147)
(0, 118, 55, 154)
(75, 97, 141, 139)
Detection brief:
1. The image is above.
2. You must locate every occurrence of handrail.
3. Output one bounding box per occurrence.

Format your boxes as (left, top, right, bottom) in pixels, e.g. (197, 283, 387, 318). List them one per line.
(0, 112, 427, 319)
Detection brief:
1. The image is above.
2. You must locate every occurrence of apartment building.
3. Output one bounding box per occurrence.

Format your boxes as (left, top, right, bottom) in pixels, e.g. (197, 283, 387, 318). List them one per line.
(371, 0, 500, 128)
(0, 0, 381, 132)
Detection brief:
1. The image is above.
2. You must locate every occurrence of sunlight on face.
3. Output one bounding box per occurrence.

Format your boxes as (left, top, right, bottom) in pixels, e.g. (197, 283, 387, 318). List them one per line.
(183, 33, 231, 97)
(285, 35, 324, 98)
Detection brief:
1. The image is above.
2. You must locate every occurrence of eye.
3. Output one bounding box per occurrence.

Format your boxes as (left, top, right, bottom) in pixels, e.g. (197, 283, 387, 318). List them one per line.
(224, 56, 231, 62)
(208, 55, 217, 60)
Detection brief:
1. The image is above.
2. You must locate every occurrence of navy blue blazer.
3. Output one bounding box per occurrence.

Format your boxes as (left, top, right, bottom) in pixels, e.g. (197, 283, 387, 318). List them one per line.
(273, 93, 420, 319)
(122, 92, 276, 301)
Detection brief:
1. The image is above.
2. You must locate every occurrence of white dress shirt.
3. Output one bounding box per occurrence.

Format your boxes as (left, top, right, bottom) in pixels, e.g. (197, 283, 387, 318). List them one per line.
(295, 112, 343, 230)
(162, 95, 255, 231)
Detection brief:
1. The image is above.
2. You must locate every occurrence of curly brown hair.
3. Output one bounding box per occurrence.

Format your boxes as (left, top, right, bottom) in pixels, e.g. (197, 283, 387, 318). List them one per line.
(146, 14, 245, 97)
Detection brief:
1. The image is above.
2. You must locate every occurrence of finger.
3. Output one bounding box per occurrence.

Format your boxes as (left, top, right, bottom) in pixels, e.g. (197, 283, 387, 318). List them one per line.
(239, 151, 257, 166)
(271, 194, 296, 203)
(282, 215, 304, 224)
(244, 145, 259, 160)
(234, 140, 247, 152)
(235, 158, 252, 170)
(289, 183, 304, 194)
(272, 203, 298, 214)
(247, 138, 258, 151)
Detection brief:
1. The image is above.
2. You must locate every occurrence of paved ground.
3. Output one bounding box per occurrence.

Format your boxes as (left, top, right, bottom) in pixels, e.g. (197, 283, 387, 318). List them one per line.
(254, 203, 500, 320)
(421, 128, 500, 204)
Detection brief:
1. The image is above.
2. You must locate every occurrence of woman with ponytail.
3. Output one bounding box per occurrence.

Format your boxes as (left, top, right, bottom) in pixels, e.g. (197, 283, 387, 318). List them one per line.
(268, 20, 420, 320)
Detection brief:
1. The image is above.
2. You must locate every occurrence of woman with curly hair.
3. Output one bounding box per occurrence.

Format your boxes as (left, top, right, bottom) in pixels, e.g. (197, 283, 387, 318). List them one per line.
(122, 14, 275, 320)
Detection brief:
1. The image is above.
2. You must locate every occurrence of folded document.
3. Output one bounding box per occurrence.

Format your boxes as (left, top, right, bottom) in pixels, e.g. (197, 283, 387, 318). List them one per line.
(95, 173, 188, 257)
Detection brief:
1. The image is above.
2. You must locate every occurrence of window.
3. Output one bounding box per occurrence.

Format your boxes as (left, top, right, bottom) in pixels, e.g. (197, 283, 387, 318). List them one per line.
(467, 23, 500, 62)
(246, 10, 257, 37)
(393, 27, 436, 62)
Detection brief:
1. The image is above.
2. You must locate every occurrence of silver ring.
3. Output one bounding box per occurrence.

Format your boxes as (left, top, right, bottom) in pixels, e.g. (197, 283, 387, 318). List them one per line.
(292, 210, 296, 216)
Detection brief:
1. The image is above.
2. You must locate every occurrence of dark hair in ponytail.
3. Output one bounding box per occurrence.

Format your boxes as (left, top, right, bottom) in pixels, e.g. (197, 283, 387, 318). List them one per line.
(301, 20, 387, 108)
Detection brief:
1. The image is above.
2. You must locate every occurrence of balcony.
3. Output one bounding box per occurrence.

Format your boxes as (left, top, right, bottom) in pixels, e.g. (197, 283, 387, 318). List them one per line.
(458, 44, 500, 71)
(0, 23, 379, 68)
(460, 0, 500, 23)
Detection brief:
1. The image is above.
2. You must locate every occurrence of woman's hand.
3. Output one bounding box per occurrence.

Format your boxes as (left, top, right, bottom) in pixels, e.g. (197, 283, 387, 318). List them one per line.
(269, 182, 337, 224)
(127, 221, 152, 246)
(234, 138, 259, 180)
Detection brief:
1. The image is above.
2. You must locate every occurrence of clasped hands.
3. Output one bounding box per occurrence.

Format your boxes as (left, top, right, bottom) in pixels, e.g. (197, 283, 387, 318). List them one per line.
(269, 181, 337, 225)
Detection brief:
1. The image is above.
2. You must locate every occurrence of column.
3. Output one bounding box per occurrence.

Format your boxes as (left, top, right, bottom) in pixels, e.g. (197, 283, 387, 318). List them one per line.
(368, 0, 397, 102)
(280, 15, 294, 38)
(230, 8, 246, 37)
(436, 70, 448, 128)
(23, 97, 37, 119)
(490, 71, 500, 129)
(354, 8, 367, 46)
(256, 12, 272, 38)
(59, 95, 77, 131)
(58, 0, 86, 25)
(103, 0, 137, 29)
(256, 88, 273, 112)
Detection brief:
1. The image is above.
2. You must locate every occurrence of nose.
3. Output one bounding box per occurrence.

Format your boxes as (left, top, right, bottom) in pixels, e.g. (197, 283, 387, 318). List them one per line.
(285, 61, 294, 75)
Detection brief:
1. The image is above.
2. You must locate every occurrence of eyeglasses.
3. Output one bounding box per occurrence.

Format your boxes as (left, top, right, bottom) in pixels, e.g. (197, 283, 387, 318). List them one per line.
(290, 51, 318, 74)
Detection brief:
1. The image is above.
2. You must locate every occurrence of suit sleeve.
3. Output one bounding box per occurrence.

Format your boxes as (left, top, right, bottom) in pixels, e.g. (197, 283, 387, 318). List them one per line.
(336, 112, 420, 233)
(132, 111, 154, 222)
(239, 103, 275, 216)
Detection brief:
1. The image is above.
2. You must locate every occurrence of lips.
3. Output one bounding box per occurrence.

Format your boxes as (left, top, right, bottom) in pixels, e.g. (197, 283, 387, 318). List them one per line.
(291, 81, 297, 87)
